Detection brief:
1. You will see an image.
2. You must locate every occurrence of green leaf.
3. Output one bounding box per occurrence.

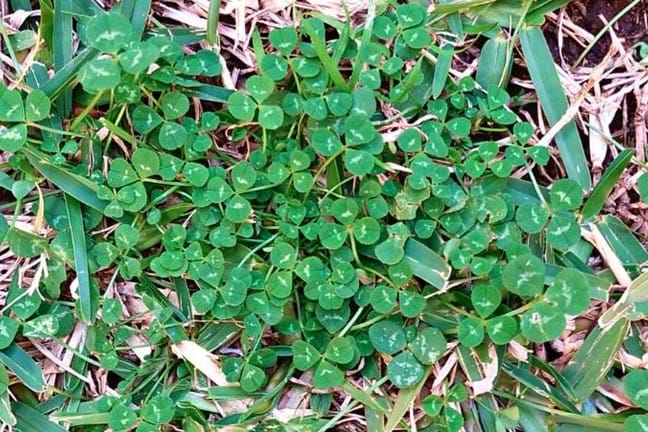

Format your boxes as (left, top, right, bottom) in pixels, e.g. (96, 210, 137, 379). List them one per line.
(269, 27, 297, 55)
(432, 45, 453, 98)
(258, 105, 284, 130)
(66, 195, 96, 323)
(545, 268, 589, 315)
(131, 147, 160, 178)
(160, 91, 190, 120)
(0, 124, 27, 152)
(0, 87, 24, 122)
(387, 352, 424, 388)
(24, 89, 51, 122)
(520, 303, 566, 342)
(158, 122, 188, 150)
(325, 337, 355, 364)
(82, 12, 133, 53)
(0, 317, 20, 349)
(582, 149, 633, 219)
(402, 239, 451, 290)
(519, 26, 591, 189)
(0, 343, 46, 392)
(411, 327, 446, 365)
(502, 254, 545, 296)
(313, 361, 344, 389)
(546, 214, 580, 250)
(227, 92, 256, 122)
(142, 395, 175, 424)
(292, 340, 321, 371)
(515, 203, 549, 234)
(486, 315, 518, 345)
(625, 371, 648, 408)
(549, 179, 583, 211)
(78, 57, 121, 93)
(471, 282, 501, 318)
(458, 317, 485, 347)
(369, 320, 406, 354)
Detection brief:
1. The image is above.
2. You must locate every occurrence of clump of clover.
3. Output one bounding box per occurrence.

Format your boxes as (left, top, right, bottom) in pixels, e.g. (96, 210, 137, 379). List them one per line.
(0, 3, 598, 430)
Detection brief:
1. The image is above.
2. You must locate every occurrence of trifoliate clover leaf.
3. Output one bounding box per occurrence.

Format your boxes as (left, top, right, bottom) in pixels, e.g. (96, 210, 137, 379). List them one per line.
(78, 58, 121, 93)
(292, 340, 320, 371)
(183, 162, 209, 187)
(0, 316, 20, 349)
(514, 122, 534, 144)
(485, 316, 518, 345)
(471, 282, 501, 318)
(369, 320, 406, 354)
(313, 360, 344, 389)
(395, 3, 425, 28)
(515, 203, 549, 234)
(310, 128, 343, 157)
(375, 239, 404, 265)
(160, 92, 190, 120)
(344, 114, 376, 146)
(261, 54, 288, 81)
(142, 395, 175, 424)
(520, 303, 566, 342)
(196, 50, 222, 76)
(225, 195, 252, 223)
(158, 122, 188, 150)
(270, 242, 297, 269)
(107, 159, 138, 188)
(625, 415, 648, 432)
(325, 336, 355, 364)
(546, 214, 580, 250)
(231, 162, 257, 193)
(422, 395, 443, 417)
(83, 12, 133, 53)
(549, 179, 583, 211)
(399, 290, 426, 317)
(403, 27, 431, 49)
(269, 27, 298, 55)
(624, 370, 648, 410)
(0, 88, 24, 122)
(502, 254, 545, 297)
(240, 363, 266, 392)
(369, 284, 397, 314)
(319, 222, 347, 250)
(119, 42, 159, 74)
(352, 217, 381, 245)
(246, 75, 275, 103)
(132, 105, 163, 134)
(131, 147, 160, 178)
(326, 92, 353, 117)
(397, 129, 422, 153)
(545, 268, 589, 315)
(109, 402, 138, 431)
(303, 97, 328, 120)
(258, 105, 284, 130)
(114, 224, 139, 249)
(345, 149, 374, 176)
(0, 124, 27, 152)
(24, 89, 51, 122)
(227, 92, 256, 122)
(458, 317, 484, 348)
(445, 117, 471, 138)
(388, 352, 424, 388)
(411, 327, 446, 365)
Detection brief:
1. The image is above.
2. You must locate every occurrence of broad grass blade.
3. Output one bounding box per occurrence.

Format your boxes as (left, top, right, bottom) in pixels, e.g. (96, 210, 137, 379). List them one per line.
(0, 343, 46, 392)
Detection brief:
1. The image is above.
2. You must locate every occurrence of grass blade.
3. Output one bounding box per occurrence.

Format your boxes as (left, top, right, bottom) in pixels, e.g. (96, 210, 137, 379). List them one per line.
(185, 84, 233, 103)
(502, 363, 579, 412)
(38, 47, 98, 99)
(206, 0, 221, 46)
(595, 215, 648, 266)
(0, 343, 46, 392)
(403, 239, 452, 290)
(581, 149, 633, 220)
(302, 19, 349, 91)
(384, 368, 431, 432)
(65, 195, 95, 323)
(52, 0, 73, 116)
(13, 402, 67, 431)
(562, 319, 629, 402)
(519, 26, 591, 190)
(432, 44, 453, 98)
(476, 32, 511, 90)
(23, 146, 109, 212)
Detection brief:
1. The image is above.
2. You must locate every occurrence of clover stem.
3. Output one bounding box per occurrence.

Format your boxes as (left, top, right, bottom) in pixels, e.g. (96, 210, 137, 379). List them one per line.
(524, 161, 548, 208)
(237, 233, 279, 268)
(339, 307, 364, 338)
(313, 148, 344, 185)
(349, 313, 389, 332)
(70, 91, 104, 131)
(503, 295, 545, 317)
(348, 233, 363, 267)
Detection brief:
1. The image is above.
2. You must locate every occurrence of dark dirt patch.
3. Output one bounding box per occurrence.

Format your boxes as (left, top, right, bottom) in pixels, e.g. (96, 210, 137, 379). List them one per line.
(546, 0, 647, 65)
